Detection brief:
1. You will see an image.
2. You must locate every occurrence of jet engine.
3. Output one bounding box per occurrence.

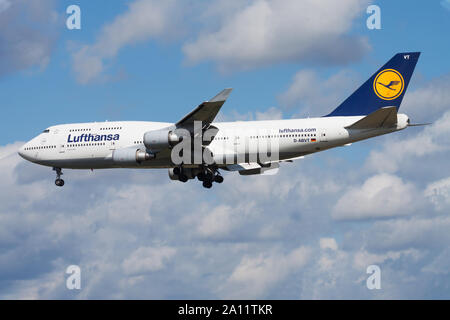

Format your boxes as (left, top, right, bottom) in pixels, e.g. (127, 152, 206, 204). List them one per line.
(143, 129, 181, 152)
(112, 148, 154, 164)
(168, 167, 201, 182)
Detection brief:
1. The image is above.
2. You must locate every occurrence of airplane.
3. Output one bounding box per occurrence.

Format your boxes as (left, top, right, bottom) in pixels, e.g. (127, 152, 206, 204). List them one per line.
(19, 52, 423, 189)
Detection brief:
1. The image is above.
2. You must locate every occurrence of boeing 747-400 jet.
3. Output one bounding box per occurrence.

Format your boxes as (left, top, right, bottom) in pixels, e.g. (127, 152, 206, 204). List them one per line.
(19, 52, 423, 188)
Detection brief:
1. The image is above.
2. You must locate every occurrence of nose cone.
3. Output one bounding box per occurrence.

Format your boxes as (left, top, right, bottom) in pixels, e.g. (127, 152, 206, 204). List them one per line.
(18, 144, 34, 162)
(18, 145, 25, 159)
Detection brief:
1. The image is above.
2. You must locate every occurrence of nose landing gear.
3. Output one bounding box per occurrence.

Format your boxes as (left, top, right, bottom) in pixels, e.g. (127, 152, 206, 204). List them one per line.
(53, 167, 64, 187)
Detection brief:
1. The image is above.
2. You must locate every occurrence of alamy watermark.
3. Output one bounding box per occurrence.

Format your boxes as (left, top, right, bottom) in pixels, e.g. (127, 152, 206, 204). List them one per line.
(66, 265, 81, 290)
(366, 265, 381, 290)
(66, 5, 81, 30)
(367, 5, 381, 30)
(167, 121, 281, 166)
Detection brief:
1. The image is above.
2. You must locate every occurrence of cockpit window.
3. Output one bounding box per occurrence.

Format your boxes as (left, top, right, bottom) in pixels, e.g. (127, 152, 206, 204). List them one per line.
(42, 129, 50, 133)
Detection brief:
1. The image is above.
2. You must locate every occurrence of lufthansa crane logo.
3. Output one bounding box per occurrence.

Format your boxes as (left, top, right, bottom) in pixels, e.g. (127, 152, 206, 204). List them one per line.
(373, 69, 404, 100)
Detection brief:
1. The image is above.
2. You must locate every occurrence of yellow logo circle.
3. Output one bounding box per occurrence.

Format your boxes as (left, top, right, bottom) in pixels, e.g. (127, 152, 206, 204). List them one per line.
(373, 69, 404, 100)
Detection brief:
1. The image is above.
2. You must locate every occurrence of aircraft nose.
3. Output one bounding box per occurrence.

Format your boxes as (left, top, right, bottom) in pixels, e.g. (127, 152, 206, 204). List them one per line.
(18, 145, 26, 159)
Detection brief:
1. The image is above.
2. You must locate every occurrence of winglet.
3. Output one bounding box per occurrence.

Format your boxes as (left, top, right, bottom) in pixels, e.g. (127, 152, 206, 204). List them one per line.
(209, 88, 233, 102)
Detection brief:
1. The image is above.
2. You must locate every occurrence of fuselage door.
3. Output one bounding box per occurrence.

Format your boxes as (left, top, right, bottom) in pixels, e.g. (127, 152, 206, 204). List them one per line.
(55, 129, 65, 154)
(319, 129, 329, 143)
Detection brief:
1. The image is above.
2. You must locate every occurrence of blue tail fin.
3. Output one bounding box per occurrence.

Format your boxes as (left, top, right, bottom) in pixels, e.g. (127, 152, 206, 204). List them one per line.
(325, 52, 420, 117)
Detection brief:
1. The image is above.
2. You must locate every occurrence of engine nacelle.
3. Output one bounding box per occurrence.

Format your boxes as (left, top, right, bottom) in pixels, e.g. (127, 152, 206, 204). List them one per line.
(143, 129, 181, 152)
(168, 168, 181, 181)
(168, 167, 201, 181)
(112, 148, 154, 164)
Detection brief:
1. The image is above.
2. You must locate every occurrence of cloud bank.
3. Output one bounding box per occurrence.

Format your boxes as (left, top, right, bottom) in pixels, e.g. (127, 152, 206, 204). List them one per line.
(183, 0, 370, 72)
(2, 76, 450, 298)
(0, 0, 59, 77)
(71, 0, 371, 83)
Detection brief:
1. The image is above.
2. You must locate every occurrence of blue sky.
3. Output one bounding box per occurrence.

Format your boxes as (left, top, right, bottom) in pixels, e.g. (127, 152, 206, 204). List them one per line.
(1, 0, 450, 299)
(1, 0, 449, 144)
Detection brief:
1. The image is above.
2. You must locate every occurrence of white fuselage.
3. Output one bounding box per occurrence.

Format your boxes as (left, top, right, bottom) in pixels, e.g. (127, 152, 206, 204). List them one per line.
(18, 114, 408, 170)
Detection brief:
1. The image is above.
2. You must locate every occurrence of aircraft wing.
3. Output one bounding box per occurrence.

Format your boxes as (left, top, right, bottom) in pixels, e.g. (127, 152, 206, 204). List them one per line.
(175, 88, 233, 130)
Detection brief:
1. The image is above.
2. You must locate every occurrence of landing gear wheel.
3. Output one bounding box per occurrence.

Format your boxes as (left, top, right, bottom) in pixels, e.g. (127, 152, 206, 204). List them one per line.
(202, 180, 213, 189)
(53, 167, 64, 187)
(205, 172, 214, 182)
(55, 179, 65, 187)
(179, 174, 188, 183)
(214, 175, 224, 183)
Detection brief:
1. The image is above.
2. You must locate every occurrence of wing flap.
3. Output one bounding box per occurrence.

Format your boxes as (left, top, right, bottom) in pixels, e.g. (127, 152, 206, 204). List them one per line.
(226, 163, 261, 172)
(226, 162, 279, 175)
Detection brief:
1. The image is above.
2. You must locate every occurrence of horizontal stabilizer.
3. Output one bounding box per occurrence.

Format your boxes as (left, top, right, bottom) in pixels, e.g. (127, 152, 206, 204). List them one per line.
(345, 107, 397, 130)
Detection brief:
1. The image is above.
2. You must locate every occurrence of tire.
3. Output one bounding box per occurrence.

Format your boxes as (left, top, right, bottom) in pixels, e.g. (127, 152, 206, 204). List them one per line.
(179, 175, 188, 183)
(214, 175, 224, 183)
(202, 181, 212, 189)
(55, 179, 64, 187)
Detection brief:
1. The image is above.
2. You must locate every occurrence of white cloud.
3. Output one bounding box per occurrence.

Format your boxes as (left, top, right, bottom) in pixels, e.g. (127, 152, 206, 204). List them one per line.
(70, 0, 371, 82)
(422, 248, 450, 275)
(278, 69, 360, 116)
(402, 74, 450, 122)
(3, 135, 450, 298)
(71, 0, 184, 83)
(364, 216, 450, 251)
(333, 174, 419, 220)
(425, 176, 450, 212)
(441, 0, 450, 11)
(122, 246, 176, 276)
(2, 72, 450, 299)
(196, 204, 254, 239)
(0, 0, 59, 77)
(85, 184, 157, 226)
(0, 266, 66, 300)
(319, 238, 338, 251)
(0, 142, 23, 160)
(352, 249, 422, 270)
(255, 107, 283, 121)
(217, 106, 283, 122)
(0, 0, 11, 13)
(219, 246, 311, 298)
(183, 0, 370, 71)
(366, 110, 450, 174)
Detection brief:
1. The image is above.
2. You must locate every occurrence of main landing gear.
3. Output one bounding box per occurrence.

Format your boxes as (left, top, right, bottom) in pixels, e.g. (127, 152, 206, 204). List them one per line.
(197, 168, 223, 189)
(53, 167, 64, 187)
(171, 166, 224, 189)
